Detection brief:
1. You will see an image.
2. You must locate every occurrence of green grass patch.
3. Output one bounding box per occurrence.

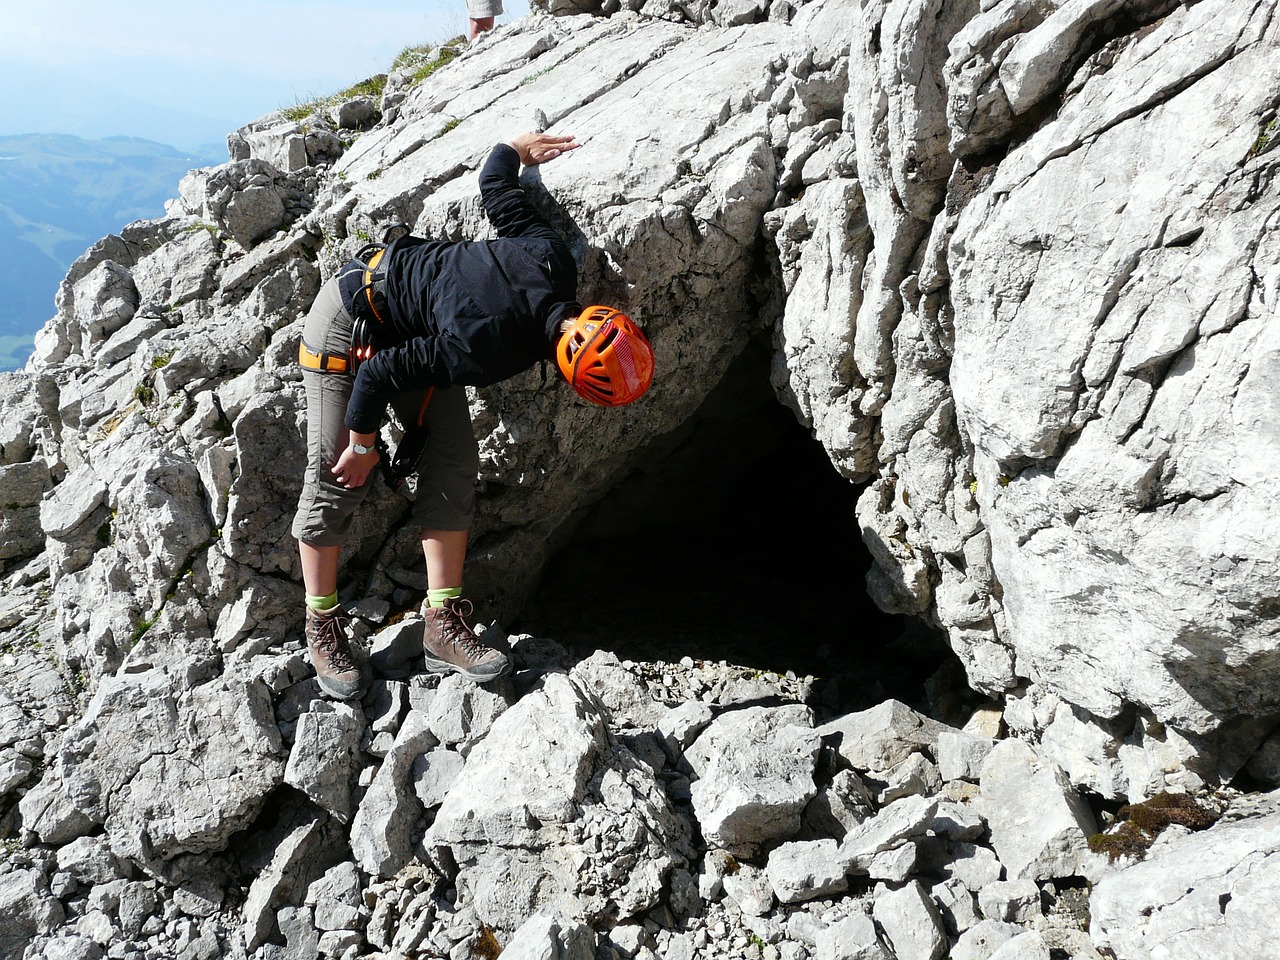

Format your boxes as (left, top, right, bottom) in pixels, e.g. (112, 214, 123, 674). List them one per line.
(401, 38, 466, 85)
(520, 65, 555, 87)
(131, 614, 158, 646)
(282, 75, 388, 122)
(1247, 116, 1278, 161)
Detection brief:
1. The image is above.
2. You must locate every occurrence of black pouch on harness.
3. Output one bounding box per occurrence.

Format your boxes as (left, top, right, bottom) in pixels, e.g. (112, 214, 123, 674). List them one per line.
(378, 422, 431, 491)
(378, 383, 434, 491)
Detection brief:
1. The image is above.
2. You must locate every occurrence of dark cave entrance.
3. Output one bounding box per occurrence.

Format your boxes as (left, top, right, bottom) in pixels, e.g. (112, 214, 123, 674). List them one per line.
(515, 338, 960, 723)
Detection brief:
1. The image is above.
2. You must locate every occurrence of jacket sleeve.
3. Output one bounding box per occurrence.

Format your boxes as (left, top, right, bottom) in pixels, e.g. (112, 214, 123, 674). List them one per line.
(343, 330, 531, 433)
(479, 142, 565, 245)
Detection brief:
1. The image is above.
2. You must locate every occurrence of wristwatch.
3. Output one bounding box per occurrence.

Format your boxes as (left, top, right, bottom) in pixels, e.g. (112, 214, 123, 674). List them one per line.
(352, 442, 374, 455)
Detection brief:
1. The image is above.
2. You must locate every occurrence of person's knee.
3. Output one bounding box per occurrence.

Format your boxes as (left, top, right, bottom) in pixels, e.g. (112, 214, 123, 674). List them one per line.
(469, 16, 495, 39)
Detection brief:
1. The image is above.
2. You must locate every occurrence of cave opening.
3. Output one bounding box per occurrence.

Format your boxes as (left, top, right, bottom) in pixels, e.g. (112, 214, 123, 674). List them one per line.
(514, 338, 960, 723)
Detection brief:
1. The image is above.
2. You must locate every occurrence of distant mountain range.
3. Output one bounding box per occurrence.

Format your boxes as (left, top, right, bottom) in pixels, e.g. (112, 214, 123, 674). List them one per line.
(0, 133, 226, 372)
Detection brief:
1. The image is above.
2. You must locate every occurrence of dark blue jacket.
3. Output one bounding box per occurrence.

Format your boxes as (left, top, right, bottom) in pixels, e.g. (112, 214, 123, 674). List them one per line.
(344, 143, 580, 433)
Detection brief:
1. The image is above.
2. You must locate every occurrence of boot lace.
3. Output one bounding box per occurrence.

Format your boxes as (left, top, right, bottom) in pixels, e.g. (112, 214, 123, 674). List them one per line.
(440, 599, 489, 660)
(312, 610, 358, 672)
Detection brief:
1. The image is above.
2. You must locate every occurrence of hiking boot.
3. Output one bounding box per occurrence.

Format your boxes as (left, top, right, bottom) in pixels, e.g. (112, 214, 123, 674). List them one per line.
(305, 606, 369, 700)
(421, 597, 510, 683)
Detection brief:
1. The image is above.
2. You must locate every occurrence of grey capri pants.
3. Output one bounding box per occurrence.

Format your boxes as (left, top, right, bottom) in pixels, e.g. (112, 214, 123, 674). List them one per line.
(292, 276, 480, 547)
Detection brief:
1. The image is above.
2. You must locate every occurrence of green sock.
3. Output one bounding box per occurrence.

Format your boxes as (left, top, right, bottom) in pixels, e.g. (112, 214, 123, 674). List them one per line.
(306, 591, 339, 612)
(427, 586, 462, 608)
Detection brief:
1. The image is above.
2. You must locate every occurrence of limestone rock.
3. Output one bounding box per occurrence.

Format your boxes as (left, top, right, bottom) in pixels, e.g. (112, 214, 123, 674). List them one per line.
(0, 868, 64, 958)
(687, 703, 821, 857)
(813, 910, 889, 960)
(58, 670, 284, 867)
(350, 709, 438, 878)
(427, 673, 691, 933)
(838, 794, 939, 874)
(500, 912, 596, 960)
(978, 739, 1098, 881)
(284, 701, 362, 822)
(817, 699, 951, 774)
(1090, 793, 1280, 959)
(872, 880, 948, 960)
(765, 838, 848, 905)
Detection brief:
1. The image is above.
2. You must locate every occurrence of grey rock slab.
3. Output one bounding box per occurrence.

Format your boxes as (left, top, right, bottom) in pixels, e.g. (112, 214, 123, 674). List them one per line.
(877, 752, 942, 804)
(657, 700, 715, 755)
(40, 934, 103, 960)
(426, 671, 511, 748)
(568, 649, 667, 733)
(284, 701, 362, 822)
(938, 840, 1004, 891)
(800, 767, 875, 840)
(58, 669, 284, 867)
(872, 880, 948, 960)
(39, 464, 108, 540)
(0, 868, 64, 959)
(932, 876, 982, 937)
(722, 861, 775, 917)
(766, 838, 849, 904)
(305, 861, 365, 933)
(18, 773, 96, 846)
(686, 703, 820, 857)
(978, 878, 1042, 924)
(0, 747, 39, 794)
(978, 738, 1098, 881)
(950, 920, 1028, 960)
(930, 799, 986, 842)
(1090, 796, 1280, 960)
(428, 673, 607, 849)
(868, 840, 919, 883)
(817, 699, 953, 773)
(428, 673, 690, 933)
(838, 793, 939, 874)
(937, 729, 997, 783)
(500, 912, 596, 960)
(948, 0, 1280, 737)
(350, 708, 438, 878)
(242, 811, 325, 953)
(813, 911, 890, 960)
(987, 931, 1053, 960)
(55, 835, 126, 886)
(412, 746, 467, 810)
(368, 618, 422, 678)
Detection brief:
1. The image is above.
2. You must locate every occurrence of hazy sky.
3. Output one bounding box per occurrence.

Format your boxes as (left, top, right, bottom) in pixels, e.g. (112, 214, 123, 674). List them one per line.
(0, 0, 531, 148)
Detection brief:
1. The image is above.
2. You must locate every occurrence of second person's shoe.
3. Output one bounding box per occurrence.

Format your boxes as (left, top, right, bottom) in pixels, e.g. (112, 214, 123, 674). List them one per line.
(421, 597, 510, 683)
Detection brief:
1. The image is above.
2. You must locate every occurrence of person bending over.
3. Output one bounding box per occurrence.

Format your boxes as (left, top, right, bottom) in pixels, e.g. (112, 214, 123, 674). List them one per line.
(292, 130, 655, 699)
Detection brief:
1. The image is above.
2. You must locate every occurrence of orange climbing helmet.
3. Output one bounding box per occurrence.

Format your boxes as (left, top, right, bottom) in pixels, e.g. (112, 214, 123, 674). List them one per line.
(555, 305, 654, 406)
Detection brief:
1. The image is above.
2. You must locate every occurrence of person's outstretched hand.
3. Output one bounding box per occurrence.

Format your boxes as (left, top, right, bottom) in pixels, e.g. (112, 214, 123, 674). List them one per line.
(506, 131, 580, 166)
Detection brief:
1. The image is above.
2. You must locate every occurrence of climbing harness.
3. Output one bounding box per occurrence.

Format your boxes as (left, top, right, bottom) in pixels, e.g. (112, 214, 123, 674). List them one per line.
(348, 220, 410, 374)
(296, 221, 410, 375)
(297, 221, 432, 488)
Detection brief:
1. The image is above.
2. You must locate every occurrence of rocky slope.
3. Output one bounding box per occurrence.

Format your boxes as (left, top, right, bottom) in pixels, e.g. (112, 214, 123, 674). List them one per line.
(2, 1, 1280, 958)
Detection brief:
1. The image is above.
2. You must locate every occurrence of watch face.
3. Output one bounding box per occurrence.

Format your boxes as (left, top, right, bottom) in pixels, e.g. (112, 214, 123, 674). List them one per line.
(353, 443, 372, 455)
